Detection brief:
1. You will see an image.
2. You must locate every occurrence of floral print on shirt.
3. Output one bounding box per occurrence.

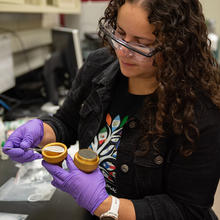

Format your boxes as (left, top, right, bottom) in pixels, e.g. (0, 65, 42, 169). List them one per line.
(89, 113, 128, 194)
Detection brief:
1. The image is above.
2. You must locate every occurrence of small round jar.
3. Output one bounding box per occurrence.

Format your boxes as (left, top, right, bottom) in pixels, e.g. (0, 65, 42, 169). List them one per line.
(42, 142, 67, 165)
(74, 149, 99, 173)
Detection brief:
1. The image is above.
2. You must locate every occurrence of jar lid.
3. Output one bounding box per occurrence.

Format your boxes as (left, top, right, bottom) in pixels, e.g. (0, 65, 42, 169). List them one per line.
(42, 142, 67, 164)
(74, 149, 99, 173)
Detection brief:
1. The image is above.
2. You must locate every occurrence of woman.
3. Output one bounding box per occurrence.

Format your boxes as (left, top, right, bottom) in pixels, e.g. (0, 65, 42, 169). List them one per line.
(3, 0, 220, 219)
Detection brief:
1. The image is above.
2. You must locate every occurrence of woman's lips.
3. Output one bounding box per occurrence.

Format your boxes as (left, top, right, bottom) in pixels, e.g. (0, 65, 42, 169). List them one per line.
(120, 60, 136, 66)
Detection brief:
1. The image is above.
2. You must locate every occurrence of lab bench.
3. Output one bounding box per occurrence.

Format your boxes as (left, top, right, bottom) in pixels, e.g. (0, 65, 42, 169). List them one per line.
(0, 158, 96, 220)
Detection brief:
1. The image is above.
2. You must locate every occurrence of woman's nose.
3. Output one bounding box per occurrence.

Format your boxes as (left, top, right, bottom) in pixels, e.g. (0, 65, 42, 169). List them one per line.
(117, 44, 133, 57)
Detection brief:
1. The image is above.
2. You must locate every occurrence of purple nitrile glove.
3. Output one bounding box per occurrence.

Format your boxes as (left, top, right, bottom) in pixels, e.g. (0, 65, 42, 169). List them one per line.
(3, 119, 44, 163)
(42, 154, 109, 215)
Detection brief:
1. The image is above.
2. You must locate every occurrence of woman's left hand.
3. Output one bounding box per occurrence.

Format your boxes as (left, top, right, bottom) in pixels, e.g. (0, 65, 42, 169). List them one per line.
(42, 154, 109, 214)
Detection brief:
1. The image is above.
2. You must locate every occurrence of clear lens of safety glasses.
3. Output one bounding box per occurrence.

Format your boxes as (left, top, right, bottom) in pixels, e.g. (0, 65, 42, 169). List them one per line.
(107, 37, 153, 62)
(107, 36, 133, 56)
(100, 23, 159, 61)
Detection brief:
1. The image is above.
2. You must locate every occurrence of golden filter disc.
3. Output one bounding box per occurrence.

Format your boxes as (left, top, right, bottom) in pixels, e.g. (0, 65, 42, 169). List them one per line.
(74, 149, 99, 173)
(42, 142, 67, 164)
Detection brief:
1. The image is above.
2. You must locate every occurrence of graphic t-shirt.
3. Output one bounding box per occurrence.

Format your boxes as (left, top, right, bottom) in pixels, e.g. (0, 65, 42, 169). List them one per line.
(88, 75, 146, 195)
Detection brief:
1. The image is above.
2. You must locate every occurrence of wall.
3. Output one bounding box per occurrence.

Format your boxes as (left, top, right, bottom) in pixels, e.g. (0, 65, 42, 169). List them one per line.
(200, 0, 220, 36)
(65, 1, 108, 40)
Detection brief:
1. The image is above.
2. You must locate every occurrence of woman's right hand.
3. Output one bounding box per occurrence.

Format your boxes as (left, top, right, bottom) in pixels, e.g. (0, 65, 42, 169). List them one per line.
(3, 119, 44, 163)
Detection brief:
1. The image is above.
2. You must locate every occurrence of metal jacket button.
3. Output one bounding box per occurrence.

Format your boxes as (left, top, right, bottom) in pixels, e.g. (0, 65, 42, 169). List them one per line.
(154, 155, 164, 165)
(121, 164, 129, 173)
(128, 121, 136, 128)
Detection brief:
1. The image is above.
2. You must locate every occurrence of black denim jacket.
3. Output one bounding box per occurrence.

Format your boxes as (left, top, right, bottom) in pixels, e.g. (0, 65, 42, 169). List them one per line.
(41, 48, 220, 220)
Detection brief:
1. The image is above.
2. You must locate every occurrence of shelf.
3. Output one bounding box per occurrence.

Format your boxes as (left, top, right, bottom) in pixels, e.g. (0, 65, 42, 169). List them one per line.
(14, 45, 51, 77)
(0, 2, 81, 14)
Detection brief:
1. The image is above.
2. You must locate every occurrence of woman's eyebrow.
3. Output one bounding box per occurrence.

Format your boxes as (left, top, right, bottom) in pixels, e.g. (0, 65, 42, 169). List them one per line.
(117, 24, 154, 42)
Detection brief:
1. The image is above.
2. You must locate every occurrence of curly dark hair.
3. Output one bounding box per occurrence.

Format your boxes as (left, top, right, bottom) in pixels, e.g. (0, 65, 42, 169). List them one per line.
(98, 0, 220, 156)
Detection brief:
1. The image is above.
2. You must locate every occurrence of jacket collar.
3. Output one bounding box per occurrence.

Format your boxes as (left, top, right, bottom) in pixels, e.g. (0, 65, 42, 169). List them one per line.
(92, 59, 120, 89)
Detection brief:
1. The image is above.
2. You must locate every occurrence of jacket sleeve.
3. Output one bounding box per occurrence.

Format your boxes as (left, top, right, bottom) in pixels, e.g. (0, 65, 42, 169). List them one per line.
(132, 100, 220, 220)
(40, 48, 115, 147)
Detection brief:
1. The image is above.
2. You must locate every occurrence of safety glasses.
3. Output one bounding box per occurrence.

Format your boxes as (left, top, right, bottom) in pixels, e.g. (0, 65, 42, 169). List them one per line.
(100, 23, 160, 62)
